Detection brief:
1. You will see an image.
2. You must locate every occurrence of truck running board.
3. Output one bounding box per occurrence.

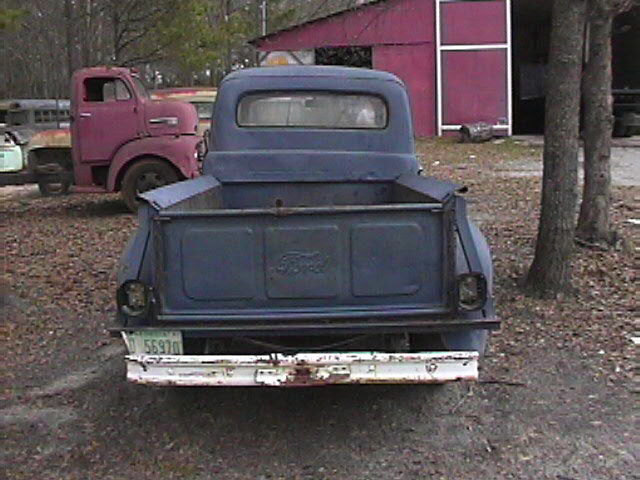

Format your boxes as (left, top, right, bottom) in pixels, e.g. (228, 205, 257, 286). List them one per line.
(125, 351, 478, 387)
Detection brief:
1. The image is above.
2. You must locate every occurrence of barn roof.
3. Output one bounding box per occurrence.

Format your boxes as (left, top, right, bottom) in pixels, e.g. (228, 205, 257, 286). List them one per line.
(249, 0, 387, 45)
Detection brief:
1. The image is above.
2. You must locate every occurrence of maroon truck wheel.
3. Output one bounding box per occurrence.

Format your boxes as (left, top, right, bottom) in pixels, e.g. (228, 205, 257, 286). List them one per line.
(121, 159, 179, 212)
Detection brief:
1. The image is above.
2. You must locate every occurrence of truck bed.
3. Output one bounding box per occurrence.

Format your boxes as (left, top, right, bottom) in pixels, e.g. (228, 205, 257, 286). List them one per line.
(150, 179, 459, 325)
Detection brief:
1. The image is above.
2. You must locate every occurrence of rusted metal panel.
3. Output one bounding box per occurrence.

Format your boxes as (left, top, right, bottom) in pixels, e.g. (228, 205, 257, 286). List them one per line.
(151, 87, 217, 102)
(25, 128, 71, 151)
(124, 350, 478, 387)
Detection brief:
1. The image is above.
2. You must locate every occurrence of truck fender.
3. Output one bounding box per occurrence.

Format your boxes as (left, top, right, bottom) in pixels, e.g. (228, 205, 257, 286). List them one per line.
(25, 130, 74, 195)
(107, 135, 201, 191)
(459, 221, 493, 292)
(444, 197, 495, 355)
(115, 204, 155, 326)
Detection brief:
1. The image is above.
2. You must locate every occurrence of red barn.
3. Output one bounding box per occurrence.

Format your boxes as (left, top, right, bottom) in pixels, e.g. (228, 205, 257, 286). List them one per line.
(252, 1, 639, 138)
(252, 0, 512, 137)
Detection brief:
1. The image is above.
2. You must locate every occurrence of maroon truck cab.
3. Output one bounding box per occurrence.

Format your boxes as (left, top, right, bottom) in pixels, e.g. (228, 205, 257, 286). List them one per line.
(71, 67, 202, 211)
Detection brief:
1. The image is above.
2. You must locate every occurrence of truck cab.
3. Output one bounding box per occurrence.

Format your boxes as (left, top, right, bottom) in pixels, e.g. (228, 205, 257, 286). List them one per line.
(1, 69, 203, 210)
(114, 67, 498, 387)
(71, 67, 203, 210)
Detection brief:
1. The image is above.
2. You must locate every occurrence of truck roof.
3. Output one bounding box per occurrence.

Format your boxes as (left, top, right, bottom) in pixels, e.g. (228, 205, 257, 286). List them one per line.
(224, 66, 404, 85)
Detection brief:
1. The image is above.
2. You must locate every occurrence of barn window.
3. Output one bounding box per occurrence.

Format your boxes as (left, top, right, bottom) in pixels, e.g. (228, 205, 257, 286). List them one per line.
(315, 46, 372, 68)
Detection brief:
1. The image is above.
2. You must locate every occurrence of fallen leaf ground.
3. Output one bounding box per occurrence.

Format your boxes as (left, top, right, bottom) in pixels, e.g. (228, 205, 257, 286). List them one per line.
(1, 138, 637, 479)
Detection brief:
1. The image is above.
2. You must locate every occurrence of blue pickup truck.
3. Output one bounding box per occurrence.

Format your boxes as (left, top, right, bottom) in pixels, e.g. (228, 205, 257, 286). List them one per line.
(113, 66, 499, 387)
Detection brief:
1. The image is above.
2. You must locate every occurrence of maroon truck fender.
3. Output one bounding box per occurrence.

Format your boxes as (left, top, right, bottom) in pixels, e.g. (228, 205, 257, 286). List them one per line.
(107, 135, 201, 192)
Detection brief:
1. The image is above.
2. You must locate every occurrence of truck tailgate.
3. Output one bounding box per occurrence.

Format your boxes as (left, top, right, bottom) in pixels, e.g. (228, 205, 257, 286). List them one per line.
(154, 204, 453, 321)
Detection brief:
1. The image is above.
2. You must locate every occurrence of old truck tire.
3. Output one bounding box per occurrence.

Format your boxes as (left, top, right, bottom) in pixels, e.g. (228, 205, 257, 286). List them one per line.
(37, 178, 71, 196)
(121, 159, 179, 212)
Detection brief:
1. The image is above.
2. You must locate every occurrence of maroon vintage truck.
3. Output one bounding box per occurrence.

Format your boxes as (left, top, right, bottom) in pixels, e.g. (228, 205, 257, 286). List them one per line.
(70, 67, 202, 210)
(2, 67, 203, 211)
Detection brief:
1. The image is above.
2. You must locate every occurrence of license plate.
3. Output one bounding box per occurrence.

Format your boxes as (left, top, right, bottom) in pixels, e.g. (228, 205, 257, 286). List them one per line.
(125, 330, 183, 355)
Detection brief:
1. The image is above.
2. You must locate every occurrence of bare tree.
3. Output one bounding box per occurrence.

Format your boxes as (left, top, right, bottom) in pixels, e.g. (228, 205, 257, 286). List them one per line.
(526, 0, 588, 297)
(105, 0, 173, 65)
(0, 0, 313, 98)
(64, 0, 77, 80)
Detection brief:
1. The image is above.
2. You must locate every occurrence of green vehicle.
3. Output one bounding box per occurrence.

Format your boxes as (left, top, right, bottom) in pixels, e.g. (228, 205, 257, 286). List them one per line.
(0, 131, 23, 173)
(0, 99, 72, 194)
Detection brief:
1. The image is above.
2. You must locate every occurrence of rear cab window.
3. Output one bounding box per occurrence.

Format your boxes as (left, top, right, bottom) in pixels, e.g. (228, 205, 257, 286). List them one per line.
(237, 92, 387, 129)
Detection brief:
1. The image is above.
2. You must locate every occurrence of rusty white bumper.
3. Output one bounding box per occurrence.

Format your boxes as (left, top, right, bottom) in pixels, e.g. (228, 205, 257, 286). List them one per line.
(125, 351, 478, 387)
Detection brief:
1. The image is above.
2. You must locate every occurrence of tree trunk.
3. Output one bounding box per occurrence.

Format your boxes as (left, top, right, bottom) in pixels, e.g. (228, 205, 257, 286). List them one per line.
(81, 0, 94, 67)
(525, 0, 587, 297)
(112, 2, 121, 64)
(577, 4, 616, 245)
(64, 0, 76, 78)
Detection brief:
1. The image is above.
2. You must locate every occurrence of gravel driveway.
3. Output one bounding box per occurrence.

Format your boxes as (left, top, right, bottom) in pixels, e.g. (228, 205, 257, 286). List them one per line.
(497, 147, 639, 187)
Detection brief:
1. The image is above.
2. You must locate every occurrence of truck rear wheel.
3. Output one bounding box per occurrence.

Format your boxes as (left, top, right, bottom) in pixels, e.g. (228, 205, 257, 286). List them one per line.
(37, 179, 71, 196)
(121, 159, 179, 212)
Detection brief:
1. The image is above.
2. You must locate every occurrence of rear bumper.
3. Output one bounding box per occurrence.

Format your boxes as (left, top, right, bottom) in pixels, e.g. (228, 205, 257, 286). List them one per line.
(125, 351, 478, 387)
(111, 316, 499, 338)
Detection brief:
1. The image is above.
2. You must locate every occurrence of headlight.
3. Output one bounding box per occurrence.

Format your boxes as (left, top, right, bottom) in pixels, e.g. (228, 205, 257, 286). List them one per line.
(118, 281, 150, 317)
(457, 273, 487, 311)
